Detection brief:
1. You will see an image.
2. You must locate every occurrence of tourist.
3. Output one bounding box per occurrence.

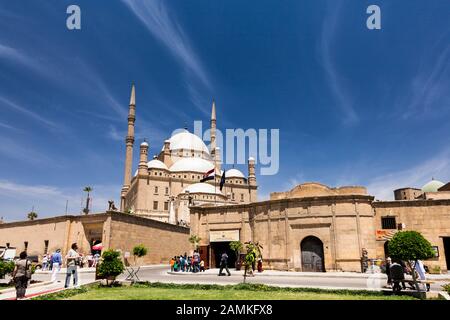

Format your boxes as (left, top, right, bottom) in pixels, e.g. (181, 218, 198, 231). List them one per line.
(193, 250, 200, 273)
(93, 252, 100, 267)
(64, 243, 80, 288)
(51, 249, 62, 282)
(48, 253, 53, 271)
(385, 257, 392, 287)
(87, 254, 93, 267)
(180, 255, 185, 272)
(257, 257, 263, 273)
(415, 260, 430, 292)
(173, 257, 179, 272)
(200, 260, 205, 272)
(170, 257, 175, 272)
(218, 252, 231, 276)
(186, 256, 192, 272)
(42, 254, 48, 271)
(12, 251, 32, 300)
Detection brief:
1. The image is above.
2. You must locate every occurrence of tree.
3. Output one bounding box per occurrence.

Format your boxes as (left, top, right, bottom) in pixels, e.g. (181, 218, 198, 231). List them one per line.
(27, 211, 38, 221)
(229, 241, 243, 269)
(132, 244, 148, 266)
(242, 241, 263, 283)
(83, 186, 93, 215)
(388, 231, 435, 291)
(96, 249, 124, 286)
(189, 235, 201, 250)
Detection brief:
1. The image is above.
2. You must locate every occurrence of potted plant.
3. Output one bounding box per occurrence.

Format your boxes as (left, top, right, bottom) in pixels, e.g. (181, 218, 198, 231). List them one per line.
(242, 241, 263, 283)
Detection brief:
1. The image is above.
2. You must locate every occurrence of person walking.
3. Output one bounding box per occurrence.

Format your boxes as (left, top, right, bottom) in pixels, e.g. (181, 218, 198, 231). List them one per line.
(385, 257, 392, 287)
(415, 260, 430, 292)
(12, 251, 32, 300)
(218, 252, 231, 276)
(64, 243, 80, 288)
(51, 249, 62, 282)
(42, 254, 48, 271)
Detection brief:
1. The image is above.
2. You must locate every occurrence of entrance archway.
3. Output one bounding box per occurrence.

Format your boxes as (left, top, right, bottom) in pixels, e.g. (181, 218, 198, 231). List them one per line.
(301, 236, 325, 272)
(384, 241, 390, 258)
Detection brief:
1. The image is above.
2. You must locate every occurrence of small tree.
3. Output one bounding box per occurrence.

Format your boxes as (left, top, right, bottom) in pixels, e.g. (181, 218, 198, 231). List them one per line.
(189, 235, 201, 250)
(27, 211, 38, 221)
(229, 241, 243, 269)
(82, 186, 93, 215)
(388, 231, 434, 291)
(97, 249, 124, 286)
(242, 242, 263, 283)
(132, 244, 148, 266)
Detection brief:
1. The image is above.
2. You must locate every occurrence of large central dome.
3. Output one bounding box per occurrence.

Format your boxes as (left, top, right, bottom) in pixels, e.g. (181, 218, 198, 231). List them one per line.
(163, 129, 210, 154)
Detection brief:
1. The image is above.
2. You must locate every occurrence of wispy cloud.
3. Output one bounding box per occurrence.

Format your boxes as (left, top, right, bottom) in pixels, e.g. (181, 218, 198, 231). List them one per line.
(0, 180, 120, 221)
(0, 95, 60, 130)
(366, 148, 450, 200)
(121, 0, 213, 114)
(319, 3, 359, 125)
(400, 37, 450, 119)
(0, 136, 55, 165)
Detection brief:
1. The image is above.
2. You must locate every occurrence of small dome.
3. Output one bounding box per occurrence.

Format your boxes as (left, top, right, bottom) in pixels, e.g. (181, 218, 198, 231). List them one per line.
(248, 157, 255, 162)
(170, 157, 214, 173)
(182, 183, 223, 195)
(162, 129, 210, 154)
(226, 169, 245, 178)
(421, 179, 445, 193)
(140, 141, 149, 147)
(147, 159, 168, 170)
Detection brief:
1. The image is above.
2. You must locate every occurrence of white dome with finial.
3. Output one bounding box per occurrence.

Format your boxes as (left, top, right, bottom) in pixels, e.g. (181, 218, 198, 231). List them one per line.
(421, 178, 445, 193)
(162, 129, 210, 154)
(226, 168, 246, 178)
(147, 159, 168, 170)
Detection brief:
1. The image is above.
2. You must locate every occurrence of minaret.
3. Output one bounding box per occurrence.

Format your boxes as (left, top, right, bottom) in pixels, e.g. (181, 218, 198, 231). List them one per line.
(210, 100, 216, 159)
(138, 140, 149, 175)
(248, 157, 257, 202)
(120, 84, 136, 211)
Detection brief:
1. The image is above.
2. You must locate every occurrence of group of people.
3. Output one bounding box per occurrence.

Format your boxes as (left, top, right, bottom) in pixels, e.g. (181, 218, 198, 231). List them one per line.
(170, 250, 205, 273)
(41, 251, 100, 271)
(10, 242, 102, 300)
(385, 257, 430, 291)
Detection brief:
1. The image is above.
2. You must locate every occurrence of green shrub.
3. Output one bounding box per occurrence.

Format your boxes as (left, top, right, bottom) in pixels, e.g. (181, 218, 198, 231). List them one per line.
(132, 244, 148, 258)
(388, 231, 434, 261)
(96, 250, 124, 285)
(0, 260, 15, 278)
(442, 283, 450, 294)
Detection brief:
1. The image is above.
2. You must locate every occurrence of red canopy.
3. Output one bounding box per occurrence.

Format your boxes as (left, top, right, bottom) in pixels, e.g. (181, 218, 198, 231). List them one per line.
(92, 243, 103, 250)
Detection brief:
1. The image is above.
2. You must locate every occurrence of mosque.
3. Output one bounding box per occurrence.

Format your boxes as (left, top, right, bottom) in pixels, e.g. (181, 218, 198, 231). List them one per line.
(0, 84, 449, 272)
(119, 84, 257, 225)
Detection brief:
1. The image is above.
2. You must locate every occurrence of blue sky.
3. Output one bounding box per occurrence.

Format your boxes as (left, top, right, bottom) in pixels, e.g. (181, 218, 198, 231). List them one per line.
(0, 0, 449, 221)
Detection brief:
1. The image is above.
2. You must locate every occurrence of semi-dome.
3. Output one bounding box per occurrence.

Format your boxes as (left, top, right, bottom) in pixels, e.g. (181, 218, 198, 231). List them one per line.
(147, 159, 168, 170)
(163, 129, 209, 154)
(170, 157, 214, 173)
(182, 183, 223, 195)
(421, 179, 445, 193)
(226, 168, 245, 178)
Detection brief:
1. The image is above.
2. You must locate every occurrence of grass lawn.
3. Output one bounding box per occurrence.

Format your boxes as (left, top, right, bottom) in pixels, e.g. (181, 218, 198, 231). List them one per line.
(35, 283, 416, 300)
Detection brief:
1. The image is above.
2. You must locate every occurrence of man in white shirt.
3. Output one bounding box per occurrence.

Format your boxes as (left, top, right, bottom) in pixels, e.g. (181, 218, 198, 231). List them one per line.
(64, 243, 80, 288)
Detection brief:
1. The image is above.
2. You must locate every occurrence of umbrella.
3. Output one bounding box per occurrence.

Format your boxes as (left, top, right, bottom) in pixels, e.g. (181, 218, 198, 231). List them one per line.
(92, 243, 103, 250)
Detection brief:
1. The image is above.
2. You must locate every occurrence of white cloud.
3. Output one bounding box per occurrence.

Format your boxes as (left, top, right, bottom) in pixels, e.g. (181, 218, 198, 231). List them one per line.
(319, 2, 359, 125)
(0, 180, 120, 222)
(0, 95, 60, 130)
(121, 0, 213, 115)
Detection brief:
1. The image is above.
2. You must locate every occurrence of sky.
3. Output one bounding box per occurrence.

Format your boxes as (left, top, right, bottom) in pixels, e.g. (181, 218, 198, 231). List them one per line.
(0, 0, 449, 221)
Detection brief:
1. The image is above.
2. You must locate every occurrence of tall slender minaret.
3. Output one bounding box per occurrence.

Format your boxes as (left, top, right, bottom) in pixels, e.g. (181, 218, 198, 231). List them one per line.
(210, 99, 216, 157)
(120, 84, 136, 211)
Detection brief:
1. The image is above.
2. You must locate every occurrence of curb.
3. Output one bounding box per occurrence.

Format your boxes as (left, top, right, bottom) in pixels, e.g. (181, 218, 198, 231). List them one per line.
(438, 291, 450, 300)
(0, 281, 53, 295)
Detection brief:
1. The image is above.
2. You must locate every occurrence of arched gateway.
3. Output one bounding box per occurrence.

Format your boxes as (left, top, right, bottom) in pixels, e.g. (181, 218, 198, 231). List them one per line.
(301, 236, 325, 272)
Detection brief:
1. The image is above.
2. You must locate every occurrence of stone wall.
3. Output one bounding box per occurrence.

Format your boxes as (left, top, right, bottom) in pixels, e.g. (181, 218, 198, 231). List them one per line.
(108, 213, 190, 265)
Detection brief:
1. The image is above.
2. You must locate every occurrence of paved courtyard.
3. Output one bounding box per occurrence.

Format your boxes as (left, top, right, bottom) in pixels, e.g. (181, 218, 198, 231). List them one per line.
(1, 265, 449, 300)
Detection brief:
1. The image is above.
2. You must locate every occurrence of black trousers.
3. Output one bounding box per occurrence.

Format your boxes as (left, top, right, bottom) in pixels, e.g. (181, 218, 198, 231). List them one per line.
(14, 275, 28, 299)
(219, 262, 230, 275)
